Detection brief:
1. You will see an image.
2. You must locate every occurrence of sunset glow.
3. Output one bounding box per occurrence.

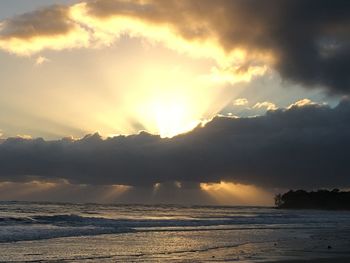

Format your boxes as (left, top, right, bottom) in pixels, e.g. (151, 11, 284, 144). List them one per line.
(0, 1, 349, 261)
(200, 181, 273, 206)
(0, 0, 348, 206)
(0, 0, 269, 138)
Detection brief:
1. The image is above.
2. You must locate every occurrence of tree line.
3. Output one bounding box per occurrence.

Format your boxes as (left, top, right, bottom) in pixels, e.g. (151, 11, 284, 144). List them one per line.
(275, 189, 350, 210)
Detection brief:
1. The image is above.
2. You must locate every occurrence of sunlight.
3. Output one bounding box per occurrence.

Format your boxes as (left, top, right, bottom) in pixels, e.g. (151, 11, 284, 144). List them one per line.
(0, 1, 271, 139)
(98, 184, 131, 203)
(200, 181, 272, 206)
(151, 96, 200, 138)
(154, 103, 198, 138)
(109, 59, 231, 138)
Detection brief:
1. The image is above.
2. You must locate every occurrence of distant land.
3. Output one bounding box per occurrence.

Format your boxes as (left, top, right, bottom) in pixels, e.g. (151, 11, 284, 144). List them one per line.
(275, 189, 350, 210)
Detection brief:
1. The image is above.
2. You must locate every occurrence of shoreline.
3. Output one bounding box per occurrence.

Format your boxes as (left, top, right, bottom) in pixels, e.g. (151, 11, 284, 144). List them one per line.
(267, 258, 350, 263)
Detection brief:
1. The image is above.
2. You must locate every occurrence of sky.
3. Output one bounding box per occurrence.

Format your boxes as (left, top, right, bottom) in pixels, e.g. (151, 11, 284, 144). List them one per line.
(0, 0, 349, 205)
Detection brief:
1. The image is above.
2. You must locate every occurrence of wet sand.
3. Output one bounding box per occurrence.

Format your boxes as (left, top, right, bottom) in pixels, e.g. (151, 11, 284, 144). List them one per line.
(269, 258, 350, 263)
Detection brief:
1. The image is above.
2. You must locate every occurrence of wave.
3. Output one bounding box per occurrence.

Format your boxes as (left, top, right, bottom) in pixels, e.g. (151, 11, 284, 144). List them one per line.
(0, 212, 339, 243)
(0, 214, 291, 228)
(0, 215, 134, 243)
(0, 225, 132, 243)
(0, 213, 339, 228)
(0, 216, 35, 225)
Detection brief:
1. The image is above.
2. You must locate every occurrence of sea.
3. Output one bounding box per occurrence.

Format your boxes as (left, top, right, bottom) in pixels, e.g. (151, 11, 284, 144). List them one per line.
(0, 202, 350, 262)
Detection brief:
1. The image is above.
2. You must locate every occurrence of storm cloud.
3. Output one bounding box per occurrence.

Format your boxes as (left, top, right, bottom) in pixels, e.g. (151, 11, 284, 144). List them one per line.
(1, 99, 349, 189)
(0, 0, 349, 92)
(85, 0, 350, 93)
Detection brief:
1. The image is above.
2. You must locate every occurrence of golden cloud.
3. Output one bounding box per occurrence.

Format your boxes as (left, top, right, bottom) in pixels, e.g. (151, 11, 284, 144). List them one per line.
(0, 0, 271, 82)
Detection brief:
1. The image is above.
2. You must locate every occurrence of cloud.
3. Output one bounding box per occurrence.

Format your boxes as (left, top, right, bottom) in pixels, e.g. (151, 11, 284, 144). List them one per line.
(15, 134, 33, 139)
(35, 55, 50, 65)
(0, 5, 89, 55)
(287, 98, 319, 109)
(0, 0, 349, 92)
(233, 98, 249, 106)
(253, 101, 277, 111)
(224, 97, 279, 117)
(1, 180, 261, 205)
(1, 99, 350, 189)
(0, 5, 70, 39)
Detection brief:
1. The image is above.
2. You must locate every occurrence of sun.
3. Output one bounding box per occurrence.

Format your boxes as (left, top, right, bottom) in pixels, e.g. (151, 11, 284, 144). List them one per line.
(120, 60, 226, 139)
(83, 40, 235, 139)
(152, 98, 201, 138)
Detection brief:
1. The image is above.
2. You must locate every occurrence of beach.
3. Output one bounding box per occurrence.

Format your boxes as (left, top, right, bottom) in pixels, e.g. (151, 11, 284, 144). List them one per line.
(0, 202, 350, 262)
(270, 259, 350, 263)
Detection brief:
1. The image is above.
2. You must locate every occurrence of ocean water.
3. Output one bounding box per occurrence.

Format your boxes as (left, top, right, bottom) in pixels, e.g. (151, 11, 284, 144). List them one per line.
(0, 202, 350, 262)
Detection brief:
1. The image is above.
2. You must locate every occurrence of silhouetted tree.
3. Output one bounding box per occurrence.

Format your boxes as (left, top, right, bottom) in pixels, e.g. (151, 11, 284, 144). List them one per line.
(274, 193, 283, 207)
(275, 189, 350, 210)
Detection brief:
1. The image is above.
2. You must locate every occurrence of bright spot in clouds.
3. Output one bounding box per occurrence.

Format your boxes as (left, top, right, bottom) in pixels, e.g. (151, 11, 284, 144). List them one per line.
(35, 56, 50, 65)
(288, 98, 319, 109)
(152, 97, 200, 138)
(200, 181, 272, 206)
(253, 101, 278, 111)
(233, 98, 249, 106)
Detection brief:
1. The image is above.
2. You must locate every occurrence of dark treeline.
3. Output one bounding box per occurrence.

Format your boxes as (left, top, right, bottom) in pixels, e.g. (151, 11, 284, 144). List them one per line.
(275, 189, 350, 210)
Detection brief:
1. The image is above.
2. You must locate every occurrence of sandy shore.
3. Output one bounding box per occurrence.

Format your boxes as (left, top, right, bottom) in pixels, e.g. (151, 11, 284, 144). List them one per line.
(268, 258, 350, 263)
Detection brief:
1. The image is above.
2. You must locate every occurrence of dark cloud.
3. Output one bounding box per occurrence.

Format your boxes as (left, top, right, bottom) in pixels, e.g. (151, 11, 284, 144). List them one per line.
(0, 5, 72, 39)
(1, 99, 350, 189)
(86, 0, 350, 93)
(1, 1, 348, 92)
